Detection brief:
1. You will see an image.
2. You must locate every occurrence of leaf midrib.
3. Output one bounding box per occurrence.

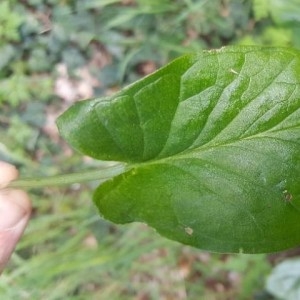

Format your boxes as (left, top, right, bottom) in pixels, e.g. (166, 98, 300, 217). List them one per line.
(154, 50, 298, 162)
(130, 125, 300, 171)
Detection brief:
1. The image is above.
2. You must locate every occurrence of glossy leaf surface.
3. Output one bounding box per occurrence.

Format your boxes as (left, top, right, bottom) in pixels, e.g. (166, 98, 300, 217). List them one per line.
(57, 46, 300, 253)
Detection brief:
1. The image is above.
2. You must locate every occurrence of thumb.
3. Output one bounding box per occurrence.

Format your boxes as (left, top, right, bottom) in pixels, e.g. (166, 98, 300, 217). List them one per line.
(0, 162, 31, 273)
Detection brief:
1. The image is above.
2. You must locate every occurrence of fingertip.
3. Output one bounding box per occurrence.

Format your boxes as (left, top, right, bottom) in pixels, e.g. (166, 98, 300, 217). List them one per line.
(0, 162, 19, 188)
(0, 189, 31, 274)
(8, 189, 31, 215)
(0, 189, 31, 230)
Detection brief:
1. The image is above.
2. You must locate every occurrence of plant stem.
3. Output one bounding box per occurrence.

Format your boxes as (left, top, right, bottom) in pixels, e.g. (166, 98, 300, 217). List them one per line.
(7, 163, 127, 190)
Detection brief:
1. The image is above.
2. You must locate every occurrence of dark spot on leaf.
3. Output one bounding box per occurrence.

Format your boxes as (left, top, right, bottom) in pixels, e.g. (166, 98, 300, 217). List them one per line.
(185, 227, 193, 235)
(283, 190, 293, 203)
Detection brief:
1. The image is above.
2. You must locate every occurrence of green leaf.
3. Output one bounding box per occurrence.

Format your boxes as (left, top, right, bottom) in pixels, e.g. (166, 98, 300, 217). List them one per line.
(266, 259, 300, 300)
(57, 46, 300, 253)
(270, 0, 300, 24)
(253, 0, 270, 21)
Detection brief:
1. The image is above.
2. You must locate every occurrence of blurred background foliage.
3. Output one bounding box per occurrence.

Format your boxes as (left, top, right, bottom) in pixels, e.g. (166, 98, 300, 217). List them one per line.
(1, 0, 300, 299)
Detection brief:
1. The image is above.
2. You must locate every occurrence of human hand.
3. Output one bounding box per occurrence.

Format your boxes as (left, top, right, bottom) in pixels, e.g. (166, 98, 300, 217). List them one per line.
(0, 161, 31, 273)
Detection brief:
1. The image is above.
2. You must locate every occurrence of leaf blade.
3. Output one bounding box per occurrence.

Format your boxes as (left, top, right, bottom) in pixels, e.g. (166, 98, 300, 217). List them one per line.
(57, 46, 300, 253)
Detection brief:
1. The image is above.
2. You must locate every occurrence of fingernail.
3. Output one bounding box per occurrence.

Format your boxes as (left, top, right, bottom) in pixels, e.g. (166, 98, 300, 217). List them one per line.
(0, 190, 31, 230)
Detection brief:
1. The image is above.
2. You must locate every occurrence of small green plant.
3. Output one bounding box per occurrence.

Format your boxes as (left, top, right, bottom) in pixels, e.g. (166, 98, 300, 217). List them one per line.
(0, 1, 23, 45)
(8, 45, 300, 254)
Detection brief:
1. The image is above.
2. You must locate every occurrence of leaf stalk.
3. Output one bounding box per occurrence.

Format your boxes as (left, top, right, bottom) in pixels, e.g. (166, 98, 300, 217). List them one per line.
(6, 163, 127, 190)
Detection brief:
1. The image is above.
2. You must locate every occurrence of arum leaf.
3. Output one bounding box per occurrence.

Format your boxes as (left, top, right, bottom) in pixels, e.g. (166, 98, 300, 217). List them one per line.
(57, 46, 300, 253)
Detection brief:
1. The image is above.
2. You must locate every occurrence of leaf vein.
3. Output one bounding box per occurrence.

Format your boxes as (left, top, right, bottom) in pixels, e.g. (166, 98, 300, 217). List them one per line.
(193, 54, 297, 147)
